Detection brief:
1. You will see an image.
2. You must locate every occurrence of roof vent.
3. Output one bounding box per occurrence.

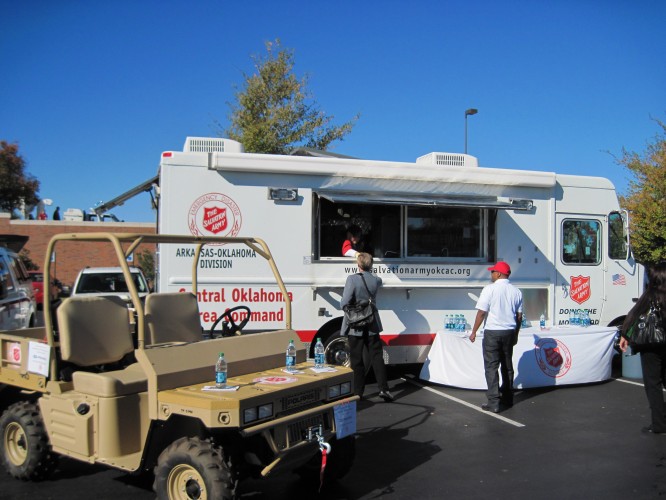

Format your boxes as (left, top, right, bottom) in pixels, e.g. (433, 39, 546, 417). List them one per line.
(416, 152, 478, 168)
(183, 137, 244, 154)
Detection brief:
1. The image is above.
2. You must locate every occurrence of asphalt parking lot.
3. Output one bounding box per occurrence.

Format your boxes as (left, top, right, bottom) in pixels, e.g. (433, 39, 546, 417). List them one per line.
(2, 358, 665, 499)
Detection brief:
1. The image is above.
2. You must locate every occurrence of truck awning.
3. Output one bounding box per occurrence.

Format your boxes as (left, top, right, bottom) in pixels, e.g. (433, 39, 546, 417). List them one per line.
(317, 191, 534, 211)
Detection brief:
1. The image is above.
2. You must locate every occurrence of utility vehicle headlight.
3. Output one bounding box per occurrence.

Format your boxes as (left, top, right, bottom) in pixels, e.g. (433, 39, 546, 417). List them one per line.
(328, 384, 341, 399)
(258, 404, 273, 419)
(243, 407, 258, 424)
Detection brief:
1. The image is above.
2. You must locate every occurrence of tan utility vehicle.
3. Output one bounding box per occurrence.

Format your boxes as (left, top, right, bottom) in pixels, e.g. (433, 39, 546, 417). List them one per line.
(0, 233, 357, 499)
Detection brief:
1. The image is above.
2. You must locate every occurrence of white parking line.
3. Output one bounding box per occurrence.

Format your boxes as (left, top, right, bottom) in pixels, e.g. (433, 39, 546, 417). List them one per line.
(615, 377, 645, 388)
(403, 376, 526, 428)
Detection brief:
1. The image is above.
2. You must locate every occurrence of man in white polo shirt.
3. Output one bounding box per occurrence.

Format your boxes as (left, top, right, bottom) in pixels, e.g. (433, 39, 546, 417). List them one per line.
(469, 261, 523, 413)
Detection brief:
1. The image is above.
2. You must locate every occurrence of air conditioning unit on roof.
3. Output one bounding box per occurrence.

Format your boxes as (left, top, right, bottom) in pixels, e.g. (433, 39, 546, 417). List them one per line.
(183, 137, 244, 154)
(416, 152, 478, 168)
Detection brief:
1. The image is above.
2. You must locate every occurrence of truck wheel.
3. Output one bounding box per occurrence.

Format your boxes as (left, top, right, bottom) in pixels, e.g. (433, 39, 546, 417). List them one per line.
(0, 401, 57, 480)
(313, 328, 370, 371)
(154, 437, 235, 500)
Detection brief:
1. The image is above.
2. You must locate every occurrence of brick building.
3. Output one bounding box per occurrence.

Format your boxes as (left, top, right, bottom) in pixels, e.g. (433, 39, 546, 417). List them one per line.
(0, 213, 156, 287)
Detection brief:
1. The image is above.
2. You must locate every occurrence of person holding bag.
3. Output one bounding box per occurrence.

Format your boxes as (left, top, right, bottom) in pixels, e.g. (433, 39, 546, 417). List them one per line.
(341, 252, 393, 401)
(618, 261, 666, 434)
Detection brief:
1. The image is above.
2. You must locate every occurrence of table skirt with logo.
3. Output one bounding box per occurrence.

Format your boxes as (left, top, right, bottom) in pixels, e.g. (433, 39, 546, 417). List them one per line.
(419, 326, 618, 389)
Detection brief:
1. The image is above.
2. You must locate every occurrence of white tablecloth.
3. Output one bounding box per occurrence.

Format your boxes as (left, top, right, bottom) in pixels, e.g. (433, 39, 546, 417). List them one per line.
(419, 326, 618, 389)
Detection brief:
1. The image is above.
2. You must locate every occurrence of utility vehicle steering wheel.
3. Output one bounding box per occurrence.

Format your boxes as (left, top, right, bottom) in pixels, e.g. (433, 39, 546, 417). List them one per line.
(209, 306, 251, 337)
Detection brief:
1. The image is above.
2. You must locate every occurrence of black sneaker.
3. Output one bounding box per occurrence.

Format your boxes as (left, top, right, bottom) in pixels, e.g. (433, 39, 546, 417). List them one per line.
(379, 390, 394, 402)
(481, 403, 500, 413)
(642, 425, 666, 434)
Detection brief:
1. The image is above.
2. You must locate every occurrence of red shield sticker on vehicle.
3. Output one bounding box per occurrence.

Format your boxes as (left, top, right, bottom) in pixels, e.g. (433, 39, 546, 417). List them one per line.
(570, 275, 591, 304)
(203, 206, 227, 234)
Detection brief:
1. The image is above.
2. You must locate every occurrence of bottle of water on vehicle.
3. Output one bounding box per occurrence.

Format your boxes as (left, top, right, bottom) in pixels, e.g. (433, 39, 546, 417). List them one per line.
(314, 337, 325, 369)
(215, 352, 227, 389)
(539, 313, 546, 330)
(286, 339, 297, 372)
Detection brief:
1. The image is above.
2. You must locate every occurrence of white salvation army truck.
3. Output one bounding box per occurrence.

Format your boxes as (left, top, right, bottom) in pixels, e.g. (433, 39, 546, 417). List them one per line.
(155, 137, 644, 366)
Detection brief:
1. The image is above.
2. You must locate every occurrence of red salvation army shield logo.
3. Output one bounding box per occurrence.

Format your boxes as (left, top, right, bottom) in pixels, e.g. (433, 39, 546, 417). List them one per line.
(188, 193, 242, 238)
(534, 338, 572, 378)
(203, 206, 227, 234)
(570, 275, 591, 305)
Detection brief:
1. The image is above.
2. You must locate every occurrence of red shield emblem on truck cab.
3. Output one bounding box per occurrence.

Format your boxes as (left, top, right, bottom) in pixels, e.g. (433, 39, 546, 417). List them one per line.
(570, 275, 591, 304)
(203, 206, 227, 234)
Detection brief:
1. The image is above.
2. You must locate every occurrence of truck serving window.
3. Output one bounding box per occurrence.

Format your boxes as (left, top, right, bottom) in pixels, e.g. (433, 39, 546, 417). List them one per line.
(562, 219, 601, 265)
(407, 206, 484, 258)
(316, 196, 492, 261)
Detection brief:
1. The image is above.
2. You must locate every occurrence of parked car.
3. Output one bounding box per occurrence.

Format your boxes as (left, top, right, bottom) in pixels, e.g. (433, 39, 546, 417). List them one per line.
(29, 271, 66, 309)
(0, 236, 36, 329)
(72, 266, 150, 299)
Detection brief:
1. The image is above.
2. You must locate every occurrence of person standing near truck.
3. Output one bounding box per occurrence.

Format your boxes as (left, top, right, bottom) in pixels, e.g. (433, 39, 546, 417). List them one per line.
(341, 252, 393, 402)
(618, 261, 666, 434)
(469, 261, 523, 413)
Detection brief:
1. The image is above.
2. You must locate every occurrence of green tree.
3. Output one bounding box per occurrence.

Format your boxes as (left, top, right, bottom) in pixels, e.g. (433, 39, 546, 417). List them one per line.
(19, 249, 39, 271)
(0, 141, 40, 217)
(223, 40, 358, 154)
(136, 248, 155, 288)
(618, 120, 666, 265)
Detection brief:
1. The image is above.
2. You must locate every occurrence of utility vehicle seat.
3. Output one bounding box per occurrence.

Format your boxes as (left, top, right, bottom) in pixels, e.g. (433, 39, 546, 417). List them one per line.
(57, 296, 146, 396)
(144, 292, 203, 345)
(58, 295, 134, 366)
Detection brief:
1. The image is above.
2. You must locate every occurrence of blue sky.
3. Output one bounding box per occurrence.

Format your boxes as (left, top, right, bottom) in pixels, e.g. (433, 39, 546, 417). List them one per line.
(2, 0, 664, 222)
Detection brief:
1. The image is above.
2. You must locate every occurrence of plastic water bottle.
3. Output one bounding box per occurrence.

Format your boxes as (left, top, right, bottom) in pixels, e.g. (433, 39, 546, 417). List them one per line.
(459, 315, 466, 332)
(582, 311, 590, 327)
(215, 352, 227, 389)
(444, 315, 450, 330)
(314, 338, 325, 369)
(574, 310, 580, 326)
(569, 310, 575, 326)
(286, 339, 297, 372)
(539, 313, 546, 330)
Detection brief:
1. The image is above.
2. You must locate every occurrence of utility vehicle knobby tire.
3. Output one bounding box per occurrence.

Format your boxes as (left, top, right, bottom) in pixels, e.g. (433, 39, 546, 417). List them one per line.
(154, 436, 236, 500)
(0, 401, 57, 480)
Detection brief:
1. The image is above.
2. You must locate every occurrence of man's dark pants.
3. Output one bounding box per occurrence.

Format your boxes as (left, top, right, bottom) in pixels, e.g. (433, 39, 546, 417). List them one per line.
(482, 329, 515, 407)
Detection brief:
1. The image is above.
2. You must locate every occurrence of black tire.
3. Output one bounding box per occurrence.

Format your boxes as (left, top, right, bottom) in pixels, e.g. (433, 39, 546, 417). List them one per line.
(154, 436, 236, 500)
(313, 327, 370, 372)
(0, 401, 57, 480)
(296, 435, 356, 484)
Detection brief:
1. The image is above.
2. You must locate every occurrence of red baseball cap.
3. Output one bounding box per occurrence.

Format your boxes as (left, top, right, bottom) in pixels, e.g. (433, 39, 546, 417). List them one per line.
(488, 261, 511, 275)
